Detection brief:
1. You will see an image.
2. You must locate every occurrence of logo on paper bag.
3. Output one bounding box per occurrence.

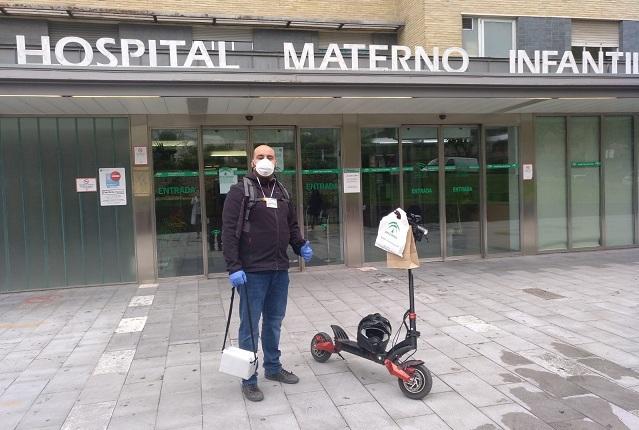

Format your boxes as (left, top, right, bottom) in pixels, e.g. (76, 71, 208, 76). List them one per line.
(385, 221, 400, 238)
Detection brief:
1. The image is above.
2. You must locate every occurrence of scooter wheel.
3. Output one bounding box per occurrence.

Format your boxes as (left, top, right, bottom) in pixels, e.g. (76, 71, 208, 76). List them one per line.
(310, 332, 332, 363)
(397, 364, 433, 399)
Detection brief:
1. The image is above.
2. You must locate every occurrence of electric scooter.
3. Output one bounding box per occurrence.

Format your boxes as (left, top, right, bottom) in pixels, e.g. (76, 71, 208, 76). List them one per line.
(310, 212, 433, 399)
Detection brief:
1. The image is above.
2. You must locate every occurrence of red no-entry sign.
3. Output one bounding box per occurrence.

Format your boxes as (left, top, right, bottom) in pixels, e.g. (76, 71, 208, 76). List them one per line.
(111, 171, 121, 181)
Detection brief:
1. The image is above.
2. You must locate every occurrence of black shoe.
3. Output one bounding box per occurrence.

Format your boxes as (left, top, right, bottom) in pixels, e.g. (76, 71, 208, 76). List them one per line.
(241, 384, 264, 402)
(265, 369, 299, 384)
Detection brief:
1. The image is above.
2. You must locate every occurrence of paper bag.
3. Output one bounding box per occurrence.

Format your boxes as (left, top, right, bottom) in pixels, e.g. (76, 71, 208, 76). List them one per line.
(375, 208, 410, 257)
(387, 228, 420, 269)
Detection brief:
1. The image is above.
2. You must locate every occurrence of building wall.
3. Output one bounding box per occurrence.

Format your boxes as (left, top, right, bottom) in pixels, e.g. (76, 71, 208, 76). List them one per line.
(397, 0, 425, 46)
(0, 117, 137, 292)
(4, 1, 399, 23)
(422, 1, 639, 48)
(9, 1, 639, 48)
(517, 17, 571, 54)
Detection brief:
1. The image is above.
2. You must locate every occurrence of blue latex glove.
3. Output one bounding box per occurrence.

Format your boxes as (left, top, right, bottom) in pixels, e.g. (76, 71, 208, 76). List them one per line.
(300, 241, 313, 263)
(229, 270, 247, 289)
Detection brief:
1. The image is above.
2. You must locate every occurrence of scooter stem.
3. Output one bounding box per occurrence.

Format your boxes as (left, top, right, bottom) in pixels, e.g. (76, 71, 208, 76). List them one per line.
(408, 269, 416, 333)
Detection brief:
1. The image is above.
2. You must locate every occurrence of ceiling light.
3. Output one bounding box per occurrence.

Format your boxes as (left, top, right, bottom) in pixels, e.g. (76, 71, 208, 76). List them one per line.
(208, 150, 247, 157)
(342, 96, 413, 99)
(71, 95, 162, 98)
(0, 94, 62, 97)
(555, 97, 618, 100)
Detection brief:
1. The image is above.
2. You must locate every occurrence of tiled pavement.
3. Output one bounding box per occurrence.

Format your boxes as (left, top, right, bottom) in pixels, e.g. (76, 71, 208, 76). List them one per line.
(1, 249, 639, 430)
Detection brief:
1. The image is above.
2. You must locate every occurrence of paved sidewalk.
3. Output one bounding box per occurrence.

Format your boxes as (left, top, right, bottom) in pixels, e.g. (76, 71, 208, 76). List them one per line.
(1, 249, 639, 430)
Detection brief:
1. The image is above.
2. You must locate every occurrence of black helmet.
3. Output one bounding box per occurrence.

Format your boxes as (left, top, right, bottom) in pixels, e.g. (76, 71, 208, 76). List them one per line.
(357, 313, 392, 354)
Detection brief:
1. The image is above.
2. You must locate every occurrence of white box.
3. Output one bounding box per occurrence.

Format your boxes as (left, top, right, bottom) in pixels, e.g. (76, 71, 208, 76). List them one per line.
(219, 346, 258, 379)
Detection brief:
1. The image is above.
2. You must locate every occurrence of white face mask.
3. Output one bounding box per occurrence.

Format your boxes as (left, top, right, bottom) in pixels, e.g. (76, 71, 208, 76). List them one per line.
(255, 158, 275, 177)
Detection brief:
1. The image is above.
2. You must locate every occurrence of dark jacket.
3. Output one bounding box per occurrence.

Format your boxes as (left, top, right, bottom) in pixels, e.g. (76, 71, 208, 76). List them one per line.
(222, 172, 306, 273)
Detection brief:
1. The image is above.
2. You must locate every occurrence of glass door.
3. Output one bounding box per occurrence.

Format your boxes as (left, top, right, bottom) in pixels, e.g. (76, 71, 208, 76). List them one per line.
(154, 125, 343, 278)
(401, 126, 441, 258)
(361, 128, 400, 262)
(603, 116, 634, 246)
(202, 128, 249, 274)
(443, 126, 481, 257)
(486, 127, 520, 253)
(300, 128, 343, 265)
(152, 129, 203, 277)
(569, 117, 601, 248)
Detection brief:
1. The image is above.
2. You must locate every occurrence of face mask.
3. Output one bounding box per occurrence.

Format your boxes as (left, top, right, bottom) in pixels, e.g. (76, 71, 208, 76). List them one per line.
(255, 158, 275, 177)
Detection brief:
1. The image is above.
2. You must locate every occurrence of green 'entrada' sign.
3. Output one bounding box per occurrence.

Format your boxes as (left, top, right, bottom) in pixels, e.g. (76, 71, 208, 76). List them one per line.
(305, 182, 338, 191)
(571, 161, 601, 168)
(157, 186, 196, 195)
(411, 187, 433, 194)
(487, 163, 519, 169)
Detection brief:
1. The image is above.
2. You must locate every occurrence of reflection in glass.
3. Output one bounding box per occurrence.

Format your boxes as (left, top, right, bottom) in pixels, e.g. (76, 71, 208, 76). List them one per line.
(361, 128, 400, 262)
(603, 117, 634, 246)
(202, 128, 248, 273)
(486, 127, 520, 253)
(300, 129, 343, 265)
(152, 129, 202, 277)
(536, 117, 567, 250)
(401, 127, 441, 258)
(569, 117, 600, 248)
(444, 127, 480, 256)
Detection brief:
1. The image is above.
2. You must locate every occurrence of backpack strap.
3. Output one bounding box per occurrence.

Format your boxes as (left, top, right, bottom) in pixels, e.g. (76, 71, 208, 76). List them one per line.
(235, 177, 258, 239)
(276, 179, 290, 201)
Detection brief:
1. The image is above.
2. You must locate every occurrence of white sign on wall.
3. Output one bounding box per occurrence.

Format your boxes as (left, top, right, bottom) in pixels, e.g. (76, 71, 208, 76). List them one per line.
(76, 177, 97, 192)
(99, 167, 127, 206)
(343, 169, 361, 193)
(134, 146, 148, 165)
(523, 164, 534, 180)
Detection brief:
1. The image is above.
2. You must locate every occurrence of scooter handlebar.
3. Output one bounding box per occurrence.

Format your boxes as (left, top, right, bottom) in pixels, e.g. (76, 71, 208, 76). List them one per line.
(406, 213, 428, 242)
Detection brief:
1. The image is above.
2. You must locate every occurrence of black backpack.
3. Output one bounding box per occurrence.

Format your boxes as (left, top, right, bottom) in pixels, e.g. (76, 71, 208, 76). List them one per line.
(234, 176, 290, 239)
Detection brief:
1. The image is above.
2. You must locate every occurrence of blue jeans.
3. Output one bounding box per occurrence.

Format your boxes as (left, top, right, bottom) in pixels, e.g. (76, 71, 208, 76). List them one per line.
(238, 270, 289, 386)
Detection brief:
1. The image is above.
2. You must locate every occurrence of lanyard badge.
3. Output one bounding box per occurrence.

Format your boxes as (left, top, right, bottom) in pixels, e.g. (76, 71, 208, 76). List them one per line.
(259, 182, 278, 209)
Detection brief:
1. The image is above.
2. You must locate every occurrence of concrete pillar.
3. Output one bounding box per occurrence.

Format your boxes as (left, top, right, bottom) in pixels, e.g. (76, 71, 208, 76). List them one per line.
(130, 115, 156, 282)
(519, 113, 537, 255)
(341, 114, 364, 267)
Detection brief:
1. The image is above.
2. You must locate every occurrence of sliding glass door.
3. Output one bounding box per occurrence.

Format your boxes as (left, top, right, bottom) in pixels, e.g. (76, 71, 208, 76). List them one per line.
(154, 126, 340, 277)
(362, 124, 519, 262)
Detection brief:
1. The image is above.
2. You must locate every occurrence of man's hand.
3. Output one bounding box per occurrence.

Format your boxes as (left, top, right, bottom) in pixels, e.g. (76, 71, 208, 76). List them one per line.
(301, 241, 313, 263)
(229, 270, 247, 288)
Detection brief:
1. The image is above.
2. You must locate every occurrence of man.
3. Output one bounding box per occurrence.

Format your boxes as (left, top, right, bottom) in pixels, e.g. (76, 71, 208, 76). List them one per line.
(222, 144, 313, 402)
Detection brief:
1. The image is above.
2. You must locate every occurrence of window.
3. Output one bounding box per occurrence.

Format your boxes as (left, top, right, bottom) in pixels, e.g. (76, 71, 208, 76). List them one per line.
(462, 17, 515, 58)
(571, 20, 619, 61)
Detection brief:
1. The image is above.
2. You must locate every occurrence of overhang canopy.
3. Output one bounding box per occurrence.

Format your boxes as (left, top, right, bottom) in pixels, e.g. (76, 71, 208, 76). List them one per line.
(1, 66, 639, 114)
